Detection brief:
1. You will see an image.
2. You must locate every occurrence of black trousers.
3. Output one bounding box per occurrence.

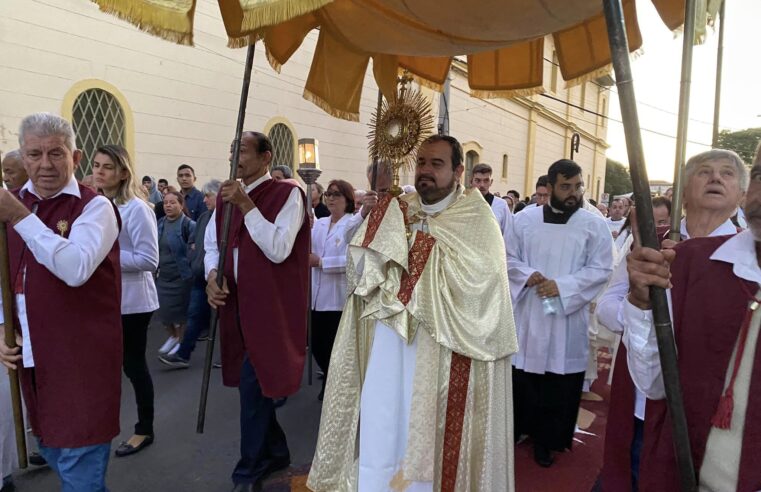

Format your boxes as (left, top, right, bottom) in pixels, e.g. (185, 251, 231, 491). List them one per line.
(233, 355, 289, 485)
(310, 310, 342, 375)
(512, 368, 585, 451)
(122, 312, 155, 436)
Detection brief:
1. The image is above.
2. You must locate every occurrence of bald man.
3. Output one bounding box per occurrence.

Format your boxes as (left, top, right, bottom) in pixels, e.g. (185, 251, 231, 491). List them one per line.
(1, 150, 27, 189)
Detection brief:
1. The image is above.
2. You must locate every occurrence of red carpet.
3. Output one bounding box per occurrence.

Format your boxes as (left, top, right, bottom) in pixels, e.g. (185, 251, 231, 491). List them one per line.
(514, 347, 612, 492)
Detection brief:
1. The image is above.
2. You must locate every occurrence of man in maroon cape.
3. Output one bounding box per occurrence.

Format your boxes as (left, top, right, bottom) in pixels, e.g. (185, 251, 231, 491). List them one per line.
(204, 131, 309, 492)
(622, 148, 761, 491)
(0, 112, 122, 491)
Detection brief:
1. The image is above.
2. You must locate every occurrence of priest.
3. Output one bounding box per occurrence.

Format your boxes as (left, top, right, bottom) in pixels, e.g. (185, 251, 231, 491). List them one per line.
(506, 159, 613, 467)
(623, 147, 761, 491)
(307, 135, 518, 491)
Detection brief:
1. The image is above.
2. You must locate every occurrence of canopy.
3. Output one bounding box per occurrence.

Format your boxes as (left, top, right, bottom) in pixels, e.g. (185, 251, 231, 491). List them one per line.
(91, 0, 707, 121)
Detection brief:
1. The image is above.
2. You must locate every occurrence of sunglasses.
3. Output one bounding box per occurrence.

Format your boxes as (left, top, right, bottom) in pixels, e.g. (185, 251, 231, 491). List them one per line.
(324, 191, 344, 198)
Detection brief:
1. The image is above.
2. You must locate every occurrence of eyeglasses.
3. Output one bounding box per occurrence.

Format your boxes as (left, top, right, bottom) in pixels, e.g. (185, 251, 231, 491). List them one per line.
(324, 191, 344, 198)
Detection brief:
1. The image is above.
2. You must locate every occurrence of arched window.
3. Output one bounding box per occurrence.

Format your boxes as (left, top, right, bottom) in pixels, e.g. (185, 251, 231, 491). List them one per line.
(268, 123, 295, 170)
(465, 150, 480, 184)
(71, 88, 126, 179)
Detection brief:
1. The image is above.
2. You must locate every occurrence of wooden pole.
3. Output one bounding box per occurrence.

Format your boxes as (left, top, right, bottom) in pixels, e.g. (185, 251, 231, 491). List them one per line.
(197, 42, 256, 434)
(711, 0, 726, 148)
(669, 0, 699, 241)
(601, 1, 697, 490)
(0, 165, 28, 469)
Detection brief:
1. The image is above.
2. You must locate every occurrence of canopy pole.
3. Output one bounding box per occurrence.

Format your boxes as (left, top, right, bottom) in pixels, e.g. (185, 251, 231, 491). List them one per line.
(197, 42, 256, 434)
(0, 165, 28, 469)
(669, 0, 699, 241)
(601, 1, 697, 490)
(711, 0, 726, 147)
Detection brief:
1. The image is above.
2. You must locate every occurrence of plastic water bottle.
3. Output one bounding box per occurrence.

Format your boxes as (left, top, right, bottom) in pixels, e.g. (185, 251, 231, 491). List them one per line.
(541, 296, 560, 316)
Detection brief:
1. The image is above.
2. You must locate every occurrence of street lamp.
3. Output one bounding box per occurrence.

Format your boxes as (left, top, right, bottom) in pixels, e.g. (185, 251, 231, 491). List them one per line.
(296, 138, 321, 386)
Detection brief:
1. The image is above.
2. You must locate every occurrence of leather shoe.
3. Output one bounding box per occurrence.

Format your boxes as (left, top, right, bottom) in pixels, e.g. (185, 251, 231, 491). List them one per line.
(114, 435, 154, 457)
(533, 444, 554, 468)
(231, 483, 261, 492)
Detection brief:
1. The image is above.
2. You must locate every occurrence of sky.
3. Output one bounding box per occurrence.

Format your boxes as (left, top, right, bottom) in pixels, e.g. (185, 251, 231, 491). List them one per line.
(605, 0, 760, 182)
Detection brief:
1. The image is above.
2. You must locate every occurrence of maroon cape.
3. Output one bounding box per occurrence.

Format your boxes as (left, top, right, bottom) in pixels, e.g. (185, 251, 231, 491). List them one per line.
(8, 185, 122, 448)
(215, 179, 309, 398)
(628, 235, 761, 491)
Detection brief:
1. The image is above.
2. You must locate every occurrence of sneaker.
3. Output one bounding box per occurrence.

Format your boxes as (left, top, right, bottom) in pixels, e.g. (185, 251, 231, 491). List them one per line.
(158, 353, 190, 369)
(158, 336, 179, 355)
(168, 343, 180, 356)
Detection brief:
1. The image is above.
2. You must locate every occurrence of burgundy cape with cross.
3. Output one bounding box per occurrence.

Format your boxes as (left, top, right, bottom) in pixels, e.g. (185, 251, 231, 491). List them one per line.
(215, 179, 309, 398)
(7, 184, 122, 448)
(606, 235, 761, 491)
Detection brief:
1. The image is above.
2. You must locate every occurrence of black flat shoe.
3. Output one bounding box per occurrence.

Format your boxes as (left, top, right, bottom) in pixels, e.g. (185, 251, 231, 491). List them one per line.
(28, 451, 47, 466)
(114, 435, 154, 457)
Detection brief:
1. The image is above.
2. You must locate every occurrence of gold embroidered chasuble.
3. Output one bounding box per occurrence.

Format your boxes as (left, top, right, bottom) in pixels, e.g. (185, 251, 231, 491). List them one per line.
(307, 188, 518, 492)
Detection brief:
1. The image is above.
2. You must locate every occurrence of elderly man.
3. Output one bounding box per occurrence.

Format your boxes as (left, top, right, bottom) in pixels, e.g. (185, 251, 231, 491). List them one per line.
(205, 132, 309, 492)
(270, 165, 292, 181)
(606, 198, 626, 238)
(620, 146, 761, 491)
(1, 150, 27, 189)
(309, 135, 517, 491)
(597, 149, 747, 491)
(0, 113, 121, 491)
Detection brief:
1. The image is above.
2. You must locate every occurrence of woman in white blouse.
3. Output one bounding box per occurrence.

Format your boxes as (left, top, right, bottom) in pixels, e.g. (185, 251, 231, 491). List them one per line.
(92, 145, 159, 457)
(309, 179, 355, 400)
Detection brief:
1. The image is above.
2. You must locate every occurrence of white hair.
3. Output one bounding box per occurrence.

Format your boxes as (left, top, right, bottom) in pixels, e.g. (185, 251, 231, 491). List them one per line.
(2, 149, 21, 161)
(18, 113, 77, 151)
(202, 178, 222, 195)
(684, 149, 749, 191)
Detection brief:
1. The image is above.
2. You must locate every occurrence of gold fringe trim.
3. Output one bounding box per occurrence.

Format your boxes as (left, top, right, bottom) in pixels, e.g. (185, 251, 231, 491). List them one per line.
(238, 0, 332, 33)
(564, 64, 612, 89)
(227, 32, 262, 49)
(405, 72, 444, 93)
(90, 0, 193, 46)
(470, 85, 544, 100)
(303, 89, 359, 122)
(266, 47, 283, 74)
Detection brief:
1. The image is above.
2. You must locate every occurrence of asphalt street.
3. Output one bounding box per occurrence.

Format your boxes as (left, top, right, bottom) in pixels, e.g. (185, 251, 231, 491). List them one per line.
(12, 322, 323, 491)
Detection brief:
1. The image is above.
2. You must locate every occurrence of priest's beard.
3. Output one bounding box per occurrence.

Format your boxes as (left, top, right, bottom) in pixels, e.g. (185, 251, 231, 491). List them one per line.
(550, 192, 582, 214)
(416, 174, 457, 204)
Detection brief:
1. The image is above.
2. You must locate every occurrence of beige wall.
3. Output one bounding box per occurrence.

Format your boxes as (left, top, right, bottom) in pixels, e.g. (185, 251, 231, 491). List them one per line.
(0, 0, 608, 200)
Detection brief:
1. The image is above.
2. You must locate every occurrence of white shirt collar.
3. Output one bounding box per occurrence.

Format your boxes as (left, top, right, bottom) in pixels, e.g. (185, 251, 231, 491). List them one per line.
(710, 229, 761, 285)
(421, 186, 459, 215)
(680, 217, 737, 240)
(244, 172, 271, 193)
(19, 176, 81, 200)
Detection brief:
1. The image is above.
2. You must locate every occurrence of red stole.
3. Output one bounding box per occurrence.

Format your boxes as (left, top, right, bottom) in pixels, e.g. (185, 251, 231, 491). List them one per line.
(215, 179, 309, 397)
(639, 235, 761, 492)
(7, 185, 122, 448)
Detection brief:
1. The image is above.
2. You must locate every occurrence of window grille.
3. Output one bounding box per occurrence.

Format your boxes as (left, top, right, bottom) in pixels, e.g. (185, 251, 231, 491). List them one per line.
(71, 88, 126, 179)
(268, 123, 295, 169)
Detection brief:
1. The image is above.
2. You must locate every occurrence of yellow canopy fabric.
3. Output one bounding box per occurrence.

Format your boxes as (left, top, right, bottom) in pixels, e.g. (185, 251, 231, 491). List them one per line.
(90, 0, 707, 121)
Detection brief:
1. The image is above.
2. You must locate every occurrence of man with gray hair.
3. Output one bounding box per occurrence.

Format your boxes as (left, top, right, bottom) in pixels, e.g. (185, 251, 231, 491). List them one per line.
(618, 146, 761, 490)
(0, 113, 121, 490)
(270, 165, 293, 181)
(160, 178, 223, 368)
(1, 150, 27, 190)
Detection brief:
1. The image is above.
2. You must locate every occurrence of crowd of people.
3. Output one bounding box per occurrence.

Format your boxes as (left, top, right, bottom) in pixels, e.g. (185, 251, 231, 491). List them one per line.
(0, 111, 758, 492)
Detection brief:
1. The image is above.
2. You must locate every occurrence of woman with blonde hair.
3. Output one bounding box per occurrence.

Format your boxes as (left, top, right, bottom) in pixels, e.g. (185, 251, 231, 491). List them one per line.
(92, 144, 159, 457)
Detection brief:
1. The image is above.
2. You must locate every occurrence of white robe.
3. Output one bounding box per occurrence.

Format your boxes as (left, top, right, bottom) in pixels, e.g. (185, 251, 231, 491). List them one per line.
(489, 196, 512, 236)
(0, 371, 18, 480)
(507, 205, 613, 374)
